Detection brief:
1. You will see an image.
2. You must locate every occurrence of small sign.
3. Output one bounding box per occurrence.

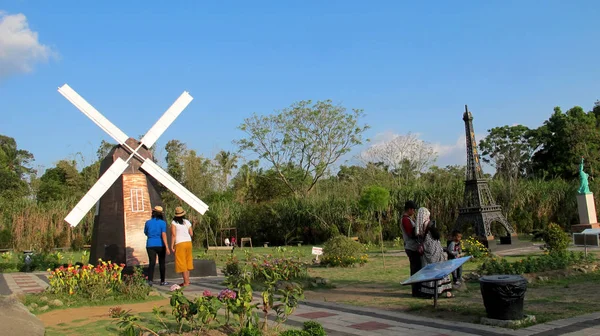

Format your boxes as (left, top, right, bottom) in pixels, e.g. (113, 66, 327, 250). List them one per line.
(312, 247, 323, 261)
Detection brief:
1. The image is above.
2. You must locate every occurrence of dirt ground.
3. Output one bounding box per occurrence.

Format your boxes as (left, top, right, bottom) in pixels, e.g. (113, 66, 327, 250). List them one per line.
(38, 298, 171, 328)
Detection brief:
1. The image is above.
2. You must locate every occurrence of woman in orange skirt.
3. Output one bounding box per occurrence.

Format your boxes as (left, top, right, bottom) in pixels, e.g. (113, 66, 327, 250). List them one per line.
(170, 206, 194, 286)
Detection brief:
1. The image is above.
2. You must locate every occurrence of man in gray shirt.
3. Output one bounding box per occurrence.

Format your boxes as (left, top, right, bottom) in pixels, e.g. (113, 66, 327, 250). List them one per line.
(401, 200, 422, 297)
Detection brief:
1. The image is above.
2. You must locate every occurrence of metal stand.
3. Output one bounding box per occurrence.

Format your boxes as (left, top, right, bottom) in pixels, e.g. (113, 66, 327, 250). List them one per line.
(434, 280, 439, 308)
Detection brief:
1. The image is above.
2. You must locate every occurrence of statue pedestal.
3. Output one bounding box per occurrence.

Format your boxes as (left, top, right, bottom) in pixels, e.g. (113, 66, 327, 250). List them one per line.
(577, 193, 597, 224)
(572, 193, 599, 233)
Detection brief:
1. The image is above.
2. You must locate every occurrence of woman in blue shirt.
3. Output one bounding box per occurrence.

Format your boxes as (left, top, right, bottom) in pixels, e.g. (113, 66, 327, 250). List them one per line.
(144, 206, 171, 286)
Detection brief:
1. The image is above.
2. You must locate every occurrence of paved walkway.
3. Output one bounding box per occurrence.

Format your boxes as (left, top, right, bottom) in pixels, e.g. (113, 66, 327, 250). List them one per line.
(0, 272, 47, 295)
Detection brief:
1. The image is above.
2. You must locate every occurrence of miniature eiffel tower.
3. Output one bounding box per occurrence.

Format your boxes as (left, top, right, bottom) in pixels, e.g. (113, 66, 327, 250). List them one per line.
(454, 105, 516, 248)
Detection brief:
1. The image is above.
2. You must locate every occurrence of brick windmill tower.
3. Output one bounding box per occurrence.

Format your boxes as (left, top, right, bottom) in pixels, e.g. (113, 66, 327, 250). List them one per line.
(454, 105, 517, 249)
(58, 84, 209, 266)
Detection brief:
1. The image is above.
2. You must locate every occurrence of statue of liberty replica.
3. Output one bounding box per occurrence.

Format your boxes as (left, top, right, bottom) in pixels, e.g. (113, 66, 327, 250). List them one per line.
(573, 157, 597, 233)
(579, 157, 591, 194)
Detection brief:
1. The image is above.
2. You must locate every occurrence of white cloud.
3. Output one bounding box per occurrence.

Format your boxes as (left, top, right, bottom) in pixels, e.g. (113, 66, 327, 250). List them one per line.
(432, 133, 494, 173)
(0, 11, 55, 79)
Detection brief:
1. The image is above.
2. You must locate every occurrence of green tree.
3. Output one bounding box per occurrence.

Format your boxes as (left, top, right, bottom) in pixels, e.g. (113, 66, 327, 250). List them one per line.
(236, 100, 369, 196)
(359, 186, 390, 267)
(0, 135, 35, 199)
(479, 125, 537, 180)
(231, 160, 260, 203)
(96, 140, 115, 160)
(530, 106, 600, 179)
(165, 140, 187, 183)
(214, 150, 238, 190)
(181, 150, 216, 199)
(37, 160, 82, 203)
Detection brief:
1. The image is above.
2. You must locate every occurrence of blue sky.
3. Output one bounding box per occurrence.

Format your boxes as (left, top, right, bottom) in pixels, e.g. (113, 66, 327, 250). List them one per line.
(1, 1, 599, 174)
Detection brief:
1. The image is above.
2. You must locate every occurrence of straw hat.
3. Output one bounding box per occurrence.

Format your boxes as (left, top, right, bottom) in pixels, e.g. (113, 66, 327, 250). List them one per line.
(174, 206, 186, 217)
(153, 206, 163, 213)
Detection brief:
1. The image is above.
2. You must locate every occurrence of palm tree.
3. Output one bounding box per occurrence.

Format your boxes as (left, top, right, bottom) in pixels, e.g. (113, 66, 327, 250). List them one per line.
(214, 151, 239, 190)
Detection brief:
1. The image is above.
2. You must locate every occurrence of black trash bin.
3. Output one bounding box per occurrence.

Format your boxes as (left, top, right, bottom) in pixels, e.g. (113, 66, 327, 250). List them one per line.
(479, 275, 527, 320)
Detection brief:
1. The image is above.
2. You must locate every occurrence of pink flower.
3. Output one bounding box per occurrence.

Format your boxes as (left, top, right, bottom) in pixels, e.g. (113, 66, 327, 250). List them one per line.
(170, 284, 181, 291)
(203, 290, 213, 297)
(217, 289, 237, 301)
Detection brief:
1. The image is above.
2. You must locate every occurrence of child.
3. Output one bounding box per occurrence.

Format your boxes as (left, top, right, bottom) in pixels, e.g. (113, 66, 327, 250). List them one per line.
(447, 230, 463, 285)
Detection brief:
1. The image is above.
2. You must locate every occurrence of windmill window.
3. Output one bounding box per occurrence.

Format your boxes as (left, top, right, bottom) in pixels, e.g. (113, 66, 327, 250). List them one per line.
(131, 189, 144, 212)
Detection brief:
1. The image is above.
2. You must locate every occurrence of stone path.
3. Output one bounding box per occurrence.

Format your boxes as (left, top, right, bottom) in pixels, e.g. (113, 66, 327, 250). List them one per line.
(0, 272, 47, 295)
(2, 258, 600, 335)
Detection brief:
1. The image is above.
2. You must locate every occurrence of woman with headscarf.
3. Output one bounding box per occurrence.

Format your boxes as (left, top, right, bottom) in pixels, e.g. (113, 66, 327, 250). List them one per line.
(416, 207, 453, 298)
(170, 206, 194, 287)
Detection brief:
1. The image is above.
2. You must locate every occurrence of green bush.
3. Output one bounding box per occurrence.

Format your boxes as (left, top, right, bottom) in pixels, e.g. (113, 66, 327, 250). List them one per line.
(237, 326, 263, 336)
(320, 235, 366, 267)
(542, 223, 571, 252)
(478, 251, 594, 275)
(222, 255, 242, 277)
(279, 330, 309, 336)
(303, 321, 326, 336)
(323, 235, 362, 259)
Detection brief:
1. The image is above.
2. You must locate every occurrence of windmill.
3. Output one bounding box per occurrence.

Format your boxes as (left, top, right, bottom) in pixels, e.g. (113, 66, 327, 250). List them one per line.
(58, 84, 209, 266)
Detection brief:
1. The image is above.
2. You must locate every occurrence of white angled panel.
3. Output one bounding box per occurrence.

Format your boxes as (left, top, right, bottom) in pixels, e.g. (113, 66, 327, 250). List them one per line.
(140, 91, 193, 148)
(64, 158, 129, 227)
(140, 160, 209, 215)
(58, 84, 129, 145)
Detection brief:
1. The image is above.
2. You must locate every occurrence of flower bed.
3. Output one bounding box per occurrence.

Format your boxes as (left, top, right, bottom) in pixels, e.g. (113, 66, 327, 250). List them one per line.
(319, 254, 368, 267)
(47, 259, 150, 300)
(250, 255, 308, 281)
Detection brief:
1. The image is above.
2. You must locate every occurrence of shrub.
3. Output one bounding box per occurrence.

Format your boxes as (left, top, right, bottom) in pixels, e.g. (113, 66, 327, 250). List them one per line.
(542, 223, 571, 252)
(320, 235, 367, 267)
(18, 251, 63, 272)
(0, 251, 17, 272)
(461, 236, 489, 260)
(303, 321, 326, 336)
(223, 255, 242, 277)
(70, 235, 85, 251)
(280, 330, 309, 336)
(478, 251, 594, 275)
(237, 327, 263, 336)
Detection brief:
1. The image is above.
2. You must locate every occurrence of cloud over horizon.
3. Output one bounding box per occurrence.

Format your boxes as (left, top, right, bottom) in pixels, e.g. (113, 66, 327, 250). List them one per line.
(0, 11, 55, 79)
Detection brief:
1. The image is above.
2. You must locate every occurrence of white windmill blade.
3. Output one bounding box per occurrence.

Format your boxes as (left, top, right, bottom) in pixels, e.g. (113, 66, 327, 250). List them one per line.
(140, 91, 193, 149)
(140, 160, 209, 215)
(58, 84, 129, 145)
(64, 158, 130, 227)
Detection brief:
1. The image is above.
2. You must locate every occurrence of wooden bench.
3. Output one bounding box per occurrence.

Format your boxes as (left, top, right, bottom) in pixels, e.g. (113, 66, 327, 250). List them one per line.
(207, 246, 234, 251)
(52, 247, 69, 252)
(241, 237, 253, 249)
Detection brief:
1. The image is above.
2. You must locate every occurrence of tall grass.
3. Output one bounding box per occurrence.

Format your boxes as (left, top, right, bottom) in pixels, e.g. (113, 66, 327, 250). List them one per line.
(0, 175, 584, 250)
